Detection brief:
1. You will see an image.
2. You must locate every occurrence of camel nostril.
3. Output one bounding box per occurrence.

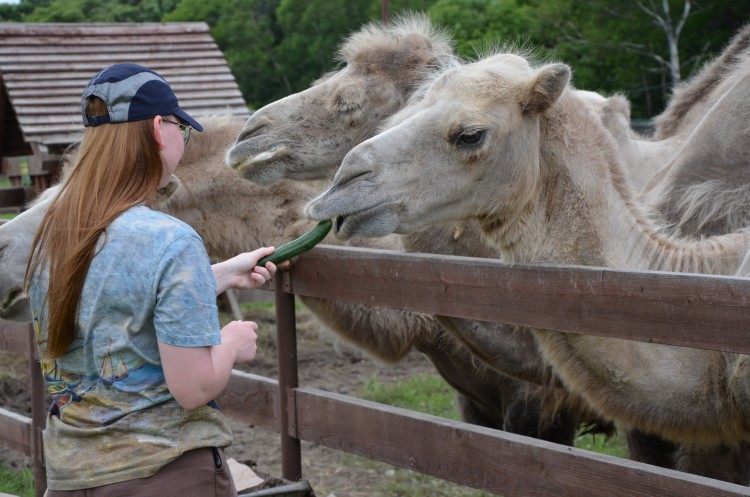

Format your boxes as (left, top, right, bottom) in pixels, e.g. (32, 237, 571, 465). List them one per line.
(337, 170, 371, 189)
(237, 123, 267, 142)
(2, 288, 20, 310)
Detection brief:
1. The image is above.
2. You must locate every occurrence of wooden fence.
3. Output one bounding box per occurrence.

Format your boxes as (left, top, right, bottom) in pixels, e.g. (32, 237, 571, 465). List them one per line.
(3, 245, 750, 496)
(0, 187, 34, 211)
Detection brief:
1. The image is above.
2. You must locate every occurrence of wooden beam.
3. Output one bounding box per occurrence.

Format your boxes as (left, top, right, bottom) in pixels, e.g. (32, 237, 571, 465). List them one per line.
(284, 246, 750, 354)
(293, 387, 750, 497)
(0, 187, 27, 208)
(218, 371, 277, 432)
(0, 407, 32, 457)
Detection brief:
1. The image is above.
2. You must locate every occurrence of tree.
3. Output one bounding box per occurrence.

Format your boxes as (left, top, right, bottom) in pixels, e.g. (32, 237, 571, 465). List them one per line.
(427, 0, 537, 58)
(274, 0, 371, 97)
(22, 0, 176, 22)
(525, 0, 750, 117)
(165, 0, 284, 108)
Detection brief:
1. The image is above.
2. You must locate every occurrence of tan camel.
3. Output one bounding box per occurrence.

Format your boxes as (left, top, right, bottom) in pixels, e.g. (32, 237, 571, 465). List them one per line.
(225, 14, 618, 446)
(226, 15, 750, 480)
(0, 113, 606, 448)
(305, 50, 750, 461)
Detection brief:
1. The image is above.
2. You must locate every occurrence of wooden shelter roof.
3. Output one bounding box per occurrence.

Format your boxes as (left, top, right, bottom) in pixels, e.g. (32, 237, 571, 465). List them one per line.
(0, 22, 250, 152)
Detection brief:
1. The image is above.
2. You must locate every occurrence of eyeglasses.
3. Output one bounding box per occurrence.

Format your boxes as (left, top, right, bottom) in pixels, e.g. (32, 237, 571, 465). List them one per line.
(162, 118, 191, 145)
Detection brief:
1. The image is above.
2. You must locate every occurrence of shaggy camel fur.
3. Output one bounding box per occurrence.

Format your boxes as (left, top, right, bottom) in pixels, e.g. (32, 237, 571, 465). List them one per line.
(0, 113, 606, 447)
(226, 14, 616, 446)
(305, 52, 750, 482)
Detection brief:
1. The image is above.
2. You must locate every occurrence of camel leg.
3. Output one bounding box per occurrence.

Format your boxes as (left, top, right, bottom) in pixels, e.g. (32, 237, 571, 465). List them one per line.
(675, 443, 750, 485)
(436, 316, 560, 387)
(625, 429, 678, 468)
(456, 393, 504, 429)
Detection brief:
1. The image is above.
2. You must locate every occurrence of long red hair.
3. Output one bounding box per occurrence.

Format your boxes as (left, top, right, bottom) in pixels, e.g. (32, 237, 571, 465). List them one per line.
(25, 97, 164, 359)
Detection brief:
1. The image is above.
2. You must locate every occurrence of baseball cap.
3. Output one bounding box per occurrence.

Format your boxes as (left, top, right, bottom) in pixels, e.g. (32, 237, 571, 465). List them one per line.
(81, 63, 203, 132)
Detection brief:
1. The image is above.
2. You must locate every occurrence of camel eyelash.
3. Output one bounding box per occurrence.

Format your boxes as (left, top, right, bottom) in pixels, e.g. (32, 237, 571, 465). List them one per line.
(451, 128, 487, 149)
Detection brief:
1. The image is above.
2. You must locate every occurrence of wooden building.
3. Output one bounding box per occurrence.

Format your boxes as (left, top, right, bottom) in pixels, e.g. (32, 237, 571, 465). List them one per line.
(0, 22, 250, 193)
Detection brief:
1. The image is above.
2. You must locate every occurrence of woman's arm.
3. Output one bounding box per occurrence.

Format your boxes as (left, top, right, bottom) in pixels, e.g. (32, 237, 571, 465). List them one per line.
(158, 320, 258, 410)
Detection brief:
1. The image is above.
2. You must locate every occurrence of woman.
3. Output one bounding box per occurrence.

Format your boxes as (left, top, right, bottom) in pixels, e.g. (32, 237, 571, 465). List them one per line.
(25, 63, 277, 496)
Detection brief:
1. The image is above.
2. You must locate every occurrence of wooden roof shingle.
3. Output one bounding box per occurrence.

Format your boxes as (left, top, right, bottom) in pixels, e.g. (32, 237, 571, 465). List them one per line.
(0, 22, 250, 149)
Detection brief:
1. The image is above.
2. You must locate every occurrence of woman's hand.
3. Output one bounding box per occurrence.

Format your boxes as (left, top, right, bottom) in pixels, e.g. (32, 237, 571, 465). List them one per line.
(212, 247, 280, 295)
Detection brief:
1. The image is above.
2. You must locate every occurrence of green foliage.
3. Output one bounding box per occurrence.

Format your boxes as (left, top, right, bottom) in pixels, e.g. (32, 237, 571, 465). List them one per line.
(523, 0, 750, 117)
(0, 465, 34, 497)
(360, 373, 460, 420)
(274, 0, 371, 96)
(22, 0, 177, 22)
(4, 0, 750, 115)
(427, 0, 537, 59)
(576, 430, 628, 458)
(165, 0, 281, 108)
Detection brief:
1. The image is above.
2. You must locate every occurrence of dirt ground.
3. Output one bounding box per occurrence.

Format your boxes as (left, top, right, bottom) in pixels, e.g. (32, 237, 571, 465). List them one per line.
(0, 299, 448, 497)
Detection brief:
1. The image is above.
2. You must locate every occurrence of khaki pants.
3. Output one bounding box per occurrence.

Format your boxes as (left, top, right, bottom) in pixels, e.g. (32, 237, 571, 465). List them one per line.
(46, 447, 237, 497)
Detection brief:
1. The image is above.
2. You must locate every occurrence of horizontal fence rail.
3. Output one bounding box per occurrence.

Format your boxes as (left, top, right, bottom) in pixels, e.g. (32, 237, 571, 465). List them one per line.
(3, 245, 750, 496)
(283, 245, 750, 353)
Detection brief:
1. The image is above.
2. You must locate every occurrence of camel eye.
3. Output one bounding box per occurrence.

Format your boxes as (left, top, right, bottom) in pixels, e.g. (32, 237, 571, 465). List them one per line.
(455, 129, 485, 148)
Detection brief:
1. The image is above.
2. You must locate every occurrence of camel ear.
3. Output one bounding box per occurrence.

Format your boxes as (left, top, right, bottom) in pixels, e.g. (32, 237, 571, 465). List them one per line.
(395, 33, 438, 74)
(521, 63, 570, 114)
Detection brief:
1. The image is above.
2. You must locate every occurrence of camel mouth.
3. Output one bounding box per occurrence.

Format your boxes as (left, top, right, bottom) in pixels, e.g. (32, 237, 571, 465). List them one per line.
(334, 215, 349, 235)
(330, 202, 400, 240)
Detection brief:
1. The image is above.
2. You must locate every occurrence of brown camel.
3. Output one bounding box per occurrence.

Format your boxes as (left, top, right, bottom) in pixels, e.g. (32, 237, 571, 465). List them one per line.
(305, 51, 750, 483)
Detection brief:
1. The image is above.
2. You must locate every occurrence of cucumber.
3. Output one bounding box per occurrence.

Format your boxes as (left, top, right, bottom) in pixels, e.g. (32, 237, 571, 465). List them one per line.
(258, 219, 333, 266)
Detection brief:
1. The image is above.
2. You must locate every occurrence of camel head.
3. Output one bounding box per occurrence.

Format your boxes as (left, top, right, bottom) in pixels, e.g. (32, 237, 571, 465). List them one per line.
(306, 53, 570, 242)
(225, 13, 455, 185)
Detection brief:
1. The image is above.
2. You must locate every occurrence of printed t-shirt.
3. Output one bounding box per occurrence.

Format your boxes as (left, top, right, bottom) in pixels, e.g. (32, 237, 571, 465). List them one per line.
(28, 206, 233, 490)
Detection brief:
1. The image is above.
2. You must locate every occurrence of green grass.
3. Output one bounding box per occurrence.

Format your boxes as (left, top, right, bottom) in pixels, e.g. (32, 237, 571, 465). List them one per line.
(576, 430, 629, 458)
(0, 466, 34, 497)
(361, 374, 460, 420)
(357, 371, 630, 496)
(0, 213, 16, 220)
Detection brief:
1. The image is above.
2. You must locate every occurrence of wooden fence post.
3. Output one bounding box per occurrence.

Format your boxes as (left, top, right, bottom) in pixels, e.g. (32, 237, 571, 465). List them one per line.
(274, 283, 301, 481)
(27, 322, 46, 497)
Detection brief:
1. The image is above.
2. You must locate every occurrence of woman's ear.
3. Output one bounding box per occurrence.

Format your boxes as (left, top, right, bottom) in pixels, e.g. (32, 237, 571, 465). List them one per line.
(153, 115, 166, 151)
